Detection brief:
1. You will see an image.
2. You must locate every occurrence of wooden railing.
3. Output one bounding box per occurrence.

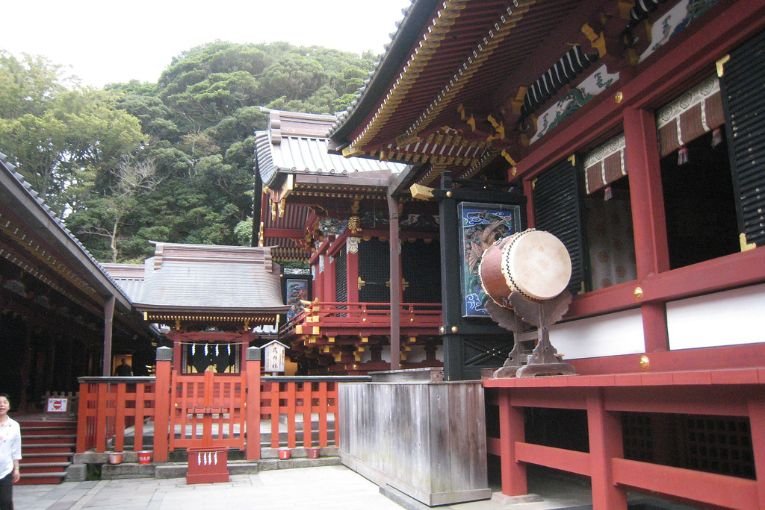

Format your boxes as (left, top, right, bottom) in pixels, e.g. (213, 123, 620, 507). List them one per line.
(169, 370, 247, 451)
(76, 377, 158, 454)
(260, 377, 339, 449)
(76, 348, 369, 461)
(281, 301, 442, 336)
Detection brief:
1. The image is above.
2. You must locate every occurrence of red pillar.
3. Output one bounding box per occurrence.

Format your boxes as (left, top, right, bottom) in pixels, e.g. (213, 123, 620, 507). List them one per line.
(587, 389, 626, 510)
(748, 396, 765, 509)
(499, 392, 527, 495)
(153, 347, 172, 463)
(623, 107, 669, 353)
(245, 347, 262, 460)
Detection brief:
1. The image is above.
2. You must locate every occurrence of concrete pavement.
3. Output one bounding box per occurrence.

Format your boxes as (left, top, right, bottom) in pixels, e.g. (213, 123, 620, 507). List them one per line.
(14, 464, 604, 510)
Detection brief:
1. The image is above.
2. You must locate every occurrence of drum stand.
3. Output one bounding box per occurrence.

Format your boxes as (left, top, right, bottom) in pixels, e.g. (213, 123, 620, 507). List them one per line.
(488, 292, 576, 378)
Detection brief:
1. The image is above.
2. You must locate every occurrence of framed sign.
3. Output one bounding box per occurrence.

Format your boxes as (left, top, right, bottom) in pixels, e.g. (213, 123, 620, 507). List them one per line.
(46, 397, 68, 413)
(263, 340, 287, 373)
(457, 202, 521, 317)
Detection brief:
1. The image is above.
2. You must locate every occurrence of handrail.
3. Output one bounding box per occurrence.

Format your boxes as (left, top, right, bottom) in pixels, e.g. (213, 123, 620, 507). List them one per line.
(281, 301, 442, 335)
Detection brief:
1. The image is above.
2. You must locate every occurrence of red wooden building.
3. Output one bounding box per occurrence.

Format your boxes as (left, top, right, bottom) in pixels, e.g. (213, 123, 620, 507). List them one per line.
(328, 0, 765, 508)
(255, 110, 445, 374)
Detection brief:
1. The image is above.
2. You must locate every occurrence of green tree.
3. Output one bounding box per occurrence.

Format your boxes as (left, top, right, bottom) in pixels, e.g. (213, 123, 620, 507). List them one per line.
(1, 42, 377, 261)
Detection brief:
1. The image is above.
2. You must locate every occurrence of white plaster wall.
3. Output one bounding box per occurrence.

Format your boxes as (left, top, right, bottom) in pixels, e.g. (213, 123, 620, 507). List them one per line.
(549, 308, 645, 359)
(667, 283, 765, 350)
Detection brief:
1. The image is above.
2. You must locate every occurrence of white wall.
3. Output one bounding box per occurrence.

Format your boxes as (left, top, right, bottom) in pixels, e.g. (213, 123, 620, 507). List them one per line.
(667, 283, 765, 350)
(549, 308, 645, 359)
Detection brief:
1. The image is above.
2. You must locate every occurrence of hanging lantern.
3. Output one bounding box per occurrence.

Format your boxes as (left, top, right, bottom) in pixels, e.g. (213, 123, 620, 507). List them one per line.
(711, 127, 722, 147)
(677, 145, 689, 165)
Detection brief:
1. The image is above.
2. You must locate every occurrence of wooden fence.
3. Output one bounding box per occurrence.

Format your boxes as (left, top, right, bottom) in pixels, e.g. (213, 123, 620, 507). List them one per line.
(76, 347, 365, 461)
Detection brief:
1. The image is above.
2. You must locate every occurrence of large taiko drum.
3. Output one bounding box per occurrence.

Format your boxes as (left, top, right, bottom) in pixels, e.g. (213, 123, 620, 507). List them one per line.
(479, 229, 572, 307)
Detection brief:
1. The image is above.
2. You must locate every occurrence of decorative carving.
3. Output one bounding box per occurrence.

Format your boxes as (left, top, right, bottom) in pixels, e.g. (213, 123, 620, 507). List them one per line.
(347, 237, 360, 254)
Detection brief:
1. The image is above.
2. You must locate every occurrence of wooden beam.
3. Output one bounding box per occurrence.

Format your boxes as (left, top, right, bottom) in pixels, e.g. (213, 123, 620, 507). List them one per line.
(102, 295, 115, 376)
(612, 458, 759, 509)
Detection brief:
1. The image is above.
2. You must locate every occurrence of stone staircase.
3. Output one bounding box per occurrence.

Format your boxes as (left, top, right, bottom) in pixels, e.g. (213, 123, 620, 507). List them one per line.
(17, 417, 77, 485)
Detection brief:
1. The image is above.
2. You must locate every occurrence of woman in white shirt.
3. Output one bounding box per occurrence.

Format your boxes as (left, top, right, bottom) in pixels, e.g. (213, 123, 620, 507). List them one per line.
(0, 394, 21, 510)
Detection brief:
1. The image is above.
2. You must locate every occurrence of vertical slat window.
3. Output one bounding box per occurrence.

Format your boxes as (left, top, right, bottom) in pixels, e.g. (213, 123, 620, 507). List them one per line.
(533, 158, 587, 293)
(334, 248, 347, 303)
(720, 29, 765, 247)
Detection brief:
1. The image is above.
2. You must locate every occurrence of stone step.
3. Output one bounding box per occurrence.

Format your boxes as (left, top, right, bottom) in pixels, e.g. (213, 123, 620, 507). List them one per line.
(16, 471, 67, 485)
(19, 462, 70, 474)
(22, 434, 77, 444)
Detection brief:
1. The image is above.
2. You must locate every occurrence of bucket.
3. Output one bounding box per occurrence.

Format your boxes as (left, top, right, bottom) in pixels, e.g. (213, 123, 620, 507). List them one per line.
(306, 447, 320, 459)
(108, 452, 124, 464)
(278, 448, 291, 460)
(137, 451, 152, 465)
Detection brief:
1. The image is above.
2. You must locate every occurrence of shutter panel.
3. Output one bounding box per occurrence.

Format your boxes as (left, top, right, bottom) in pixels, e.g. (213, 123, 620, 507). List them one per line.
(403, 239, 441, 303)
(721, 29, 765, 247)
(533, 158, 587, 293)
(359, 238, 390, 302)
(335, 248, 347, 303)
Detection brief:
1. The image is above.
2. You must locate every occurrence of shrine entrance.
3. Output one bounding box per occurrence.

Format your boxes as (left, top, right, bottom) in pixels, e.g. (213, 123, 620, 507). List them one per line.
(168, 369, 247, 451)
(76, 346, 358, 464)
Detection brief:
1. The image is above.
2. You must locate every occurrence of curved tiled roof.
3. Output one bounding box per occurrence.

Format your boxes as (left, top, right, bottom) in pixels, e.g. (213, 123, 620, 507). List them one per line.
(116, 243, 289, 313)
(329, 0, 595, 167)
(256, 110, 406, 187)
(0, 151, 134, 310)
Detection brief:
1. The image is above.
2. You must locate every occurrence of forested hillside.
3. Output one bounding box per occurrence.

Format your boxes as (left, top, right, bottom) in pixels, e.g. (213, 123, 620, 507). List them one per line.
(0, 42, 376, 262)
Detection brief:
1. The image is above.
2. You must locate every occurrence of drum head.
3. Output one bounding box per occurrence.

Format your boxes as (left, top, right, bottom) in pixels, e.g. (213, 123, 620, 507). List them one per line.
(501, 230, 572, 301)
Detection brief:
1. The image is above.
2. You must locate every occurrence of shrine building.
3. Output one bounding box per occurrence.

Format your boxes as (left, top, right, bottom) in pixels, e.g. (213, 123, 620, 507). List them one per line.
(255, 110, 445, 374)
(327, 0, 765, 508)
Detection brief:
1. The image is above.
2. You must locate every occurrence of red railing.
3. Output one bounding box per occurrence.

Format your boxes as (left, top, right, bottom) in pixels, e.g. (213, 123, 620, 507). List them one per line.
(76, 351, 368, 461)
(281, 301, 442, 336)
(169, 370, 246, 451)
(76, 377, 157, 453)
(260, 377, 339, 449)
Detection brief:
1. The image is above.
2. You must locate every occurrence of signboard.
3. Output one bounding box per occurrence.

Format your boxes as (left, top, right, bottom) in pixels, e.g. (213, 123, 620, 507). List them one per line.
(263, 341, 286, 373)
(46, 397, 68, 413)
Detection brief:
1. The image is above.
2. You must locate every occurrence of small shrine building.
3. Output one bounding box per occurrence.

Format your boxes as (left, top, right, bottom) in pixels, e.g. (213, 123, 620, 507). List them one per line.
(104, 242, 289, 374)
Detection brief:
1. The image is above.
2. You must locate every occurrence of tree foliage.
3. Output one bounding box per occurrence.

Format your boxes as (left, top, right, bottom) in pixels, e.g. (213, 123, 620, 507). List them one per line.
(0, 43, 376, 262)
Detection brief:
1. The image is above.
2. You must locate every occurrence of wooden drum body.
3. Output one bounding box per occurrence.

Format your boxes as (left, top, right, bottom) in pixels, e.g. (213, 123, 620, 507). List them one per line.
(479, 229, 572, 307)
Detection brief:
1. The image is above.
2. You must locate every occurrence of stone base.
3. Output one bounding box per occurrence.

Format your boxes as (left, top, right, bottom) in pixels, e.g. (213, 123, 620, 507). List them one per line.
(64, 463, 87, 482)
(490, 491, 544, 505)
(101, 463, 155, 480)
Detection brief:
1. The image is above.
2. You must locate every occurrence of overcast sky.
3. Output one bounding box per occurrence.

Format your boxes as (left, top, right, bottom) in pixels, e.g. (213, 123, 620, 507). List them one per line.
(1, 0, 411, 87)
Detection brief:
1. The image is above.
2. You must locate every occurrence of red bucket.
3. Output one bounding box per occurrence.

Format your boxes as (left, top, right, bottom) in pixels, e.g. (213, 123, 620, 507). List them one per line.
(137, 451, 152, 464)
(278, 448, 291, 460)
(306, 447, 320, 459)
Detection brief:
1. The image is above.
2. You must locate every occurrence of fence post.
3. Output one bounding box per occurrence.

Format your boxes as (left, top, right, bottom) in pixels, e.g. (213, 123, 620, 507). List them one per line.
(75, 381, 90, 453)
(153, 347, 172, 463)
(245, 347, 262, 460)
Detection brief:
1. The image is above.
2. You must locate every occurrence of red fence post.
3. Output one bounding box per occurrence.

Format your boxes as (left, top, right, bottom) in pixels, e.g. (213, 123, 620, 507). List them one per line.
(153, 347, 172, 463)
(587, 389, 627, 510)
(499, 391, 527, 496)
(245, 347, 261, 460)
(748, 396, 765, 509)
(76, 381, 90, 453)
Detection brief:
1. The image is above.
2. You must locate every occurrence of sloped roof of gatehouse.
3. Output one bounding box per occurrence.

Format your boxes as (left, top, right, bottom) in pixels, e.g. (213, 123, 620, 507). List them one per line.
(105, 242, 289, 317)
